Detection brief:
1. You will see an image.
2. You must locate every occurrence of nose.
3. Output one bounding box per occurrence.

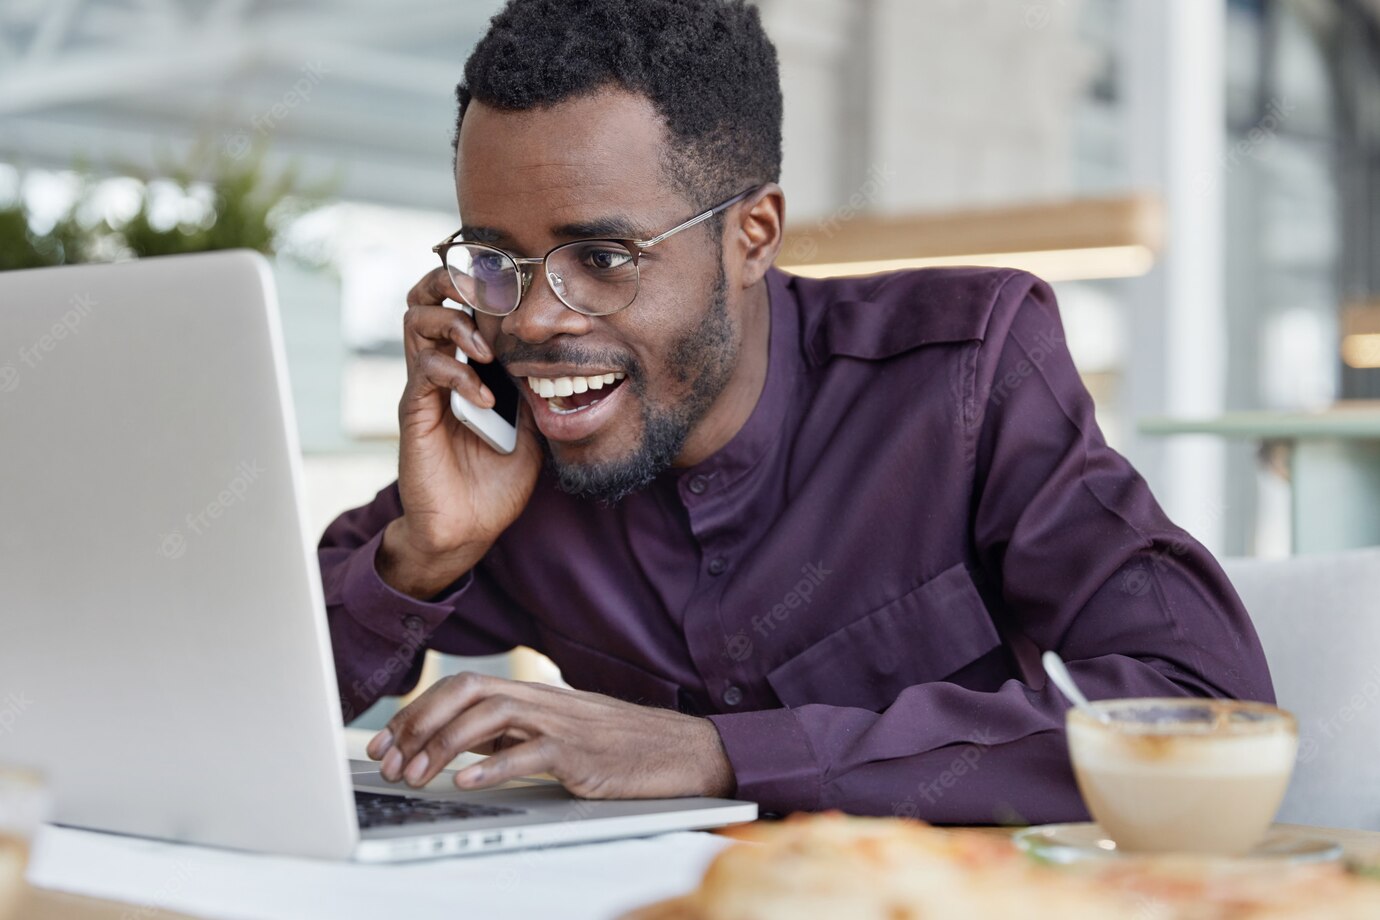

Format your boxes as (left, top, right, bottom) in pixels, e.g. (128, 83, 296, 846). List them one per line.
(500, 263, 592, 344)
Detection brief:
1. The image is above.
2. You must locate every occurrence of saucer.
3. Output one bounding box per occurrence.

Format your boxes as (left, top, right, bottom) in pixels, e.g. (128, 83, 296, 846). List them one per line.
(1012, 823, 1343, 865)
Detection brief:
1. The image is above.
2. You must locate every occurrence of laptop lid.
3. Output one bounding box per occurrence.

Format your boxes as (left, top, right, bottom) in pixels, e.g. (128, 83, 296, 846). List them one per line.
(0, 251, 359, 859)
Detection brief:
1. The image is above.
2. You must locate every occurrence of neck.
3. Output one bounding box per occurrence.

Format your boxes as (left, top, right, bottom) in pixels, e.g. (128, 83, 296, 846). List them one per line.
(673, 277, 772, 468)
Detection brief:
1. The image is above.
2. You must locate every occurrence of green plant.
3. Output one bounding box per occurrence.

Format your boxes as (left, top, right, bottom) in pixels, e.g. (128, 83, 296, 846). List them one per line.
(0, 140, 332, 271)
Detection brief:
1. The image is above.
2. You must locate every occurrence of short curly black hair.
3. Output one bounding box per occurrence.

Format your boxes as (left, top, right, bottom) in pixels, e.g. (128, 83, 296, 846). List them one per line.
(454, 0, 782, 211)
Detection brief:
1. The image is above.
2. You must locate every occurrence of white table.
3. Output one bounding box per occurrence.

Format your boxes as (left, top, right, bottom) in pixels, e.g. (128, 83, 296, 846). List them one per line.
(22, 730, 736, 920)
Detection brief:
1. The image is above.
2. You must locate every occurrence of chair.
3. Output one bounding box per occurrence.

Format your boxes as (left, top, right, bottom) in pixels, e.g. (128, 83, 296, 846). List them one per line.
(1221, 547, 1380, 831)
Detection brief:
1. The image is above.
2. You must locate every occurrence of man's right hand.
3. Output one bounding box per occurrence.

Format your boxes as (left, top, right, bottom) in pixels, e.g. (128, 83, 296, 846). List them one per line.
(378, 268, 543, 599)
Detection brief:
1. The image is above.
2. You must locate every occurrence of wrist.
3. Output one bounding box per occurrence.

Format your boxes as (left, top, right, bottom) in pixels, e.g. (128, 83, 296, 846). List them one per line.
(697, 718, 738, 798)
(378, 517, 488, 599)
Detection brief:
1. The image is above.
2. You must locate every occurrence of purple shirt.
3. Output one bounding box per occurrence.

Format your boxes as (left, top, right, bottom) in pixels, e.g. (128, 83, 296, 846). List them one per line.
(319, 266, 1272, 823)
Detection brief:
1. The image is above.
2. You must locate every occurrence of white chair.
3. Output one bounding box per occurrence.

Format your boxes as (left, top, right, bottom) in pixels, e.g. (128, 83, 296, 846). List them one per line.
(1221, 547, 1380, 831)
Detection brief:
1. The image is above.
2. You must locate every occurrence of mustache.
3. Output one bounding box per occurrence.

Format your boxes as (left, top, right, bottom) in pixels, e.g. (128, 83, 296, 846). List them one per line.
(499, 341, 640, 377)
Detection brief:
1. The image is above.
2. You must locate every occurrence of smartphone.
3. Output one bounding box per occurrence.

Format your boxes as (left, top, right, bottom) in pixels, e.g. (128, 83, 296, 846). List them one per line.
(450, 329, 520, 454)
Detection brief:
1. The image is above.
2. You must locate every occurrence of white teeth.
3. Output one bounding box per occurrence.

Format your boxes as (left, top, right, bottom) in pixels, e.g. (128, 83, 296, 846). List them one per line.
(547, 397, 600, 415)
(525, 373, 624, 396)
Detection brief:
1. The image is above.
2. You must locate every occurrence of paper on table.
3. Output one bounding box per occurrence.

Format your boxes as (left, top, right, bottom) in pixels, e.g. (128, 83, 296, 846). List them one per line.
(27, 824, 735, 920)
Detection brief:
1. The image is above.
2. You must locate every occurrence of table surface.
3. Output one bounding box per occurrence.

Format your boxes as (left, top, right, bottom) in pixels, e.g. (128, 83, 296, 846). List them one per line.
(26, 734, 1380, 918)
(23, 821, 1380, 919)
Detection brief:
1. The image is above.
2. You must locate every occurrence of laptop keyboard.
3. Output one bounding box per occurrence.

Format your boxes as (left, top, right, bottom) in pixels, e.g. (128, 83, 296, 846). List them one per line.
(355, 790, 525, 829)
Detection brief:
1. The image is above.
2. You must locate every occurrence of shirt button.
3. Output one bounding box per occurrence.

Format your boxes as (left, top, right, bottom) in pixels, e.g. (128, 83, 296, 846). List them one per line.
(707, 556, 728, 576)
(401, 614, 426, 634)
(687, 475, 709, 495)
(723, 685, 743, 707)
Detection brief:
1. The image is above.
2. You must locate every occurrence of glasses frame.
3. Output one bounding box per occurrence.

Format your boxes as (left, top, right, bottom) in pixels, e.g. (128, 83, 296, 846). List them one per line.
(432, 185, 761, 316)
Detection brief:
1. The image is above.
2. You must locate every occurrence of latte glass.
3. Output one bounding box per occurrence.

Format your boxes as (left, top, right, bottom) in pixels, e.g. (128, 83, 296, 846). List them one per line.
(1067, 699, 1297, 855)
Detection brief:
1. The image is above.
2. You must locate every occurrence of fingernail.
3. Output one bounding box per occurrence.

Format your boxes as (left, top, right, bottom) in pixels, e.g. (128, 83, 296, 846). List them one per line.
(455, 764, 484, 787)
(479, 385, 494, 407)
(382, 747, 403, 781)
(471, 330, 491, 359)
(404, 751, 430, 786)
(368, 729, 393, 759)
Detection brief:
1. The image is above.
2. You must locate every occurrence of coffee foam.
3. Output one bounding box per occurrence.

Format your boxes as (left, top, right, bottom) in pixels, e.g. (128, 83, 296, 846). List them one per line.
(1068, 719, 1298, 777)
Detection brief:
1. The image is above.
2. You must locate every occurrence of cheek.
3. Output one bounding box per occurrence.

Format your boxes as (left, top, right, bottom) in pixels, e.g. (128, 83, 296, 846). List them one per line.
(474, 315, 503, 342)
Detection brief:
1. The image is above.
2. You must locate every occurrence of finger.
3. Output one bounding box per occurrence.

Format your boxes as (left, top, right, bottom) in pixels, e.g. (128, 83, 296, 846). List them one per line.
(466, 727, 532, 757)
(405, 694, 542, 788)
(382, 673, 533, 781)
(367, 727, 393, 760)
(405, 348, 494, 410)
(403, 303, 491, 366)
(453, 736, 558, 791)
(406, 266, 463, 308)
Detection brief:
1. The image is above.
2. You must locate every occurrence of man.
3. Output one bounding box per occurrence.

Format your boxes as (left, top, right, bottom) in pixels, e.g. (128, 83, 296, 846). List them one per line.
(320, 0, 1272, 823)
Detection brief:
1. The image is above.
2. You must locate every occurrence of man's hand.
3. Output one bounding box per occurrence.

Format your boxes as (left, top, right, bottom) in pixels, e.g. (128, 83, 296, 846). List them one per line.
(380, 268, 543, 599)
(365, 672, 737, 800)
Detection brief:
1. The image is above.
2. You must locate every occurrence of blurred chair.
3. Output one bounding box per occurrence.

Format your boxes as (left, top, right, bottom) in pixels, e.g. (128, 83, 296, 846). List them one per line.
(1221, 547, 1380, 831)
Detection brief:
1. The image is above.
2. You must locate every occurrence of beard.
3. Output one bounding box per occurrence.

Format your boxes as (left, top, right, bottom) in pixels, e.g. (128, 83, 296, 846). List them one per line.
(544, 262, 736, 504)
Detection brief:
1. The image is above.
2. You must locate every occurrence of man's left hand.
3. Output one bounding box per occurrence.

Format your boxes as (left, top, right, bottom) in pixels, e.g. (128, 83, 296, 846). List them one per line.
(365, 672, 737, 799)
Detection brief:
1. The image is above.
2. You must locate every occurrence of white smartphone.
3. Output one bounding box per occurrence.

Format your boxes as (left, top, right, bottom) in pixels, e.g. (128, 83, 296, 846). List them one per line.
(450, 332, 520, 454)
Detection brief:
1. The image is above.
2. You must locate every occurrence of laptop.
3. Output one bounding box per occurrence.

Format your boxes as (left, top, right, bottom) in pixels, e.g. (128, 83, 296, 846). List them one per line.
(0, 250, 757, 861)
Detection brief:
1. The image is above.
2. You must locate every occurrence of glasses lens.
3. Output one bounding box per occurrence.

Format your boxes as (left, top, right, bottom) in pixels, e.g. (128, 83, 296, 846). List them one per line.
(547, 241, 639, 315)
(445, 244, 519, 314)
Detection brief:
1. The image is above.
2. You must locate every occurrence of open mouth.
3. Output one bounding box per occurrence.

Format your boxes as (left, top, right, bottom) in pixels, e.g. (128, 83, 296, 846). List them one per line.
(525, 372, 627, 416)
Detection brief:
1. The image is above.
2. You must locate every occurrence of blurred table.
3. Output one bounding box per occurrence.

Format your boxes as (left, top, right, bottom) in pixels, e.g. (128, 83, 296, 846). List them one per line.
(1140, 405, 1380, 553)
(20, 886, 196, 919)
(961, 822, 1380, 862)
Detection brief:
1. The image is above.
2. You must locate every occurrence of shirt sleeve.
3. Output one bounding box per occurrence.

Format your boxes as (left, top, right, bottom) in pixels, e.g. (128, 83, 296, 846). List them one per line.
(708, 275, 1274, 820)
(318, 482, 537, 723)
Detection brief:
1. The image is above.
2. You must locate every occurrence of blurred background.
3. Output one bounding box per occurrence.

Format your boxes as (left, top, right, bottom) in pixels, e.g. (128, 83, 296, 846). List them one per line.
(3, 0, 1378, 722)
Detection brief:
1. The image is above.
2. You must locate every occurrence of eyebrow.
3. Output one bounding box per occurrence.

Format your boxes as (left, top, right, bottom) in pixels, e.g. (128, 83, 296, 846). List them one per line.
(459, 214, 656, 248)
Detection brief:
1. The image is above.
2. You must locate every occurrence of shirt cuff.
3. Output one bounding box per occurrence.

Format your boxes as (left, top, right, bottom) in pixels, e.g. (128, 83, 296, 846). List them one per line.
(339, 529, 471, 645)
(707, 707, 822, 815)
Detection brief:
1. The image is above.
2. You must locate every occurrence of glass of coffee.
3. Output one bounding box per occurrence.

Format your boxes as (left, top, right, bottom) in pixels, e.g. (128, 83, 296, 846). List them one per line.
(0, 768, 49, 920)
(1067, 699, 1297, 856)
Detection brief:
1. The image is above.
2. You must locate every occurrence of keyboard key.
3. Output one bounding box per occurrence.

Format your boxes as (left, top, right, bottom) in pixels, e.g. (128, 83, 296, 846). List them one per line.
(354, 790, 524, 829)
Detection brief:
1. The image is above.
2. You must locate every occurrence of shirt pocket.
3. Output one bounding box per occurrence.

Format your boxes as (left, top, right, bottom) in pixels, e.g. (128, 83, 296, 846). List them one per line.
(765, 562, 1001, 711)
(536, 627, 683, 710)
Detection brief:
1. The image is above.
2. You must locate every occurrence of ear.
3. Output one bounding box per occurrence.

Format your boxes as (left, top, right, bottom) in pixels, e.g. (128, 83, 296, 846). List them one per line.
(729, 183, 784, 290)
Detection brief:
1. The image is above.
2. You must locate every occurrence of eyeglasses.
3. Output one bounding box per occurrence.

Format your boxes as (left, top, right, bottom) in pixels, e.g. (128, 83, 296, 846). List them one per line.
(432, 186, 759, 317)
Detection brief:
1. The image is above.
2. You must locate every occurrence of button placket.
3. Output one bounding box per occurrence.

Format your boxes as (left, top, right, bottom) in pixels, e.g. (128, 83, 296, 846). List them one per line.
(678, 467, 749, 710)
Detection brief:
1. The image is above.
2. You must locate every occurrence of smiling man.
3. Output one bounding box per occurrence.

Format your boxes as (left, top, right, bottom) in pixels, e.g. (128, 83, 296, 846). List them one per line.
(320, 0, 1273, 822)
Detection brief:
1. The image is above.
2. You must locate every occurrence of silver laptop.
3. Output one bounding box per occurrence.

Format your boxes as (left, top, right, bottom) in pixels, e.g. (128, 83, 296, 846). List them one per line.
(0, 250, 756, 862)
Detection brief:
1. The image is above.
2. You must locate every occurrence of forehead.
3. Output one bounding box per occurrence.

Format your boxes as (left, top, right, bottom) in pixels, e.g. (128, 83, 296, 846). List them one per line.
(455, 88, 683, 242)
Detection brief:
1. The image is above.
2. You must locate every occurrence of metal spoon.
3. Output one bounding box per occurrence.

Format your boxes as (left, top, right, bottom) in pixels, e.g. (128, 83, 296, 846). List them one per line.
(1042, 650, 1111, 723)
